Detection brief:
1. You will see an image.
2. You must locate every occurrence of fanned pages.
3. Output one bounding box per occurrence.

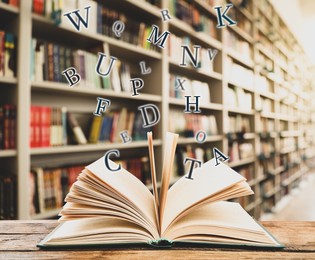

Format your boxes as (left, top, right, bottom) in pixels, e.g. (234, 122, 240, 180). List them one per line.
(38, 132, 283, 249)
(147, 132, 159, 232)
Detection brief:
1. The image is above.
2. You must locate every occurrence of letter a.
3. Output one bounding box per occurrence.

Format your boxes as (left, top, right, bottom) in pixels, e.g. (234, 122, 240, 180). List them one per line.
(213, 147, 229, 166)
(63, 6, 91, 31)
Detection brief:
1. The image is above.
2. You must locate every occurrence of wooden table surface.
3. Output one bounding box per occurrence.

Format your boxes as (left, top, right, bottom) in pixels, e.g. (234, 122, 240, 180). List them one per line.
(0, 221, 315, 259)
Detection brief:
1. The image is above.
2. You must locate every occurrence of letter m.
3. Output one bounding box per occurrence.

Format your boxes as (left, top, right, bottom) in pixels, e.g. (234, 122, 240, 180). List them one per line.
(146, 25, 170, 49)
(63, 6, 91, 31)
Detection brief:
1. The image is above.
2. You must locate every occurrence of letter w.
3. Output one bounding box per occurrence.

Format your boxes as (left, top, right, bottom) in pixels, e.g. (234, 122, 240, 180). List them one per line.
(63, 6, 91, 31)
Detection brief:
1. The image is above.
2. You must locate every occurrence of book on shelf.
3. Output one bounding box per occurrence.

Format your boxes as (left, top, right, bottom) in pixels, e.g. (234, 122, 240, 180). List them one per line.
(0, 173, 16, 220)
(30, 106, 68, 147)
(227, 114, 251, 134)
(172, 145, 213, 179)
(31, 39, 136, 93)
(228, 141, 254, 163)
(225, 57, 254, 89)
(169, 110, 218, 137)
(226, 86, 252, 111)
(169, 74, 211, 104)
(38, 132, 282, 248)
(30, 156, 151, 216)
(32, 1, 157, 51)
(224, 30, 251, 62)
(0, 104, 16, 150)
(168, 0, 217, 39)
(89, 108, 153, 144)
(0, 31, 17, 78)
(30, 165, 84, 215)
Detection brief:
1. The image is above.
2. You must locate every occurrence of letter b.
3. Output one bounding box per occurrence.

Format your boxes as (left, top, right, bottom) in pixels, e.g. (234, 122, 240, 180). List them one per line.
(62, 67, 81, 87)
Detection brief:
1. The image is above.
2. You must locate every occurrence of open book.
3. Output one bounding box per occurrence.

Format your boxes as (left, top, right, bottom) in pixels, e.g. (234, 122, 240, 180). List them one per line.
(38, 132, 283, 249)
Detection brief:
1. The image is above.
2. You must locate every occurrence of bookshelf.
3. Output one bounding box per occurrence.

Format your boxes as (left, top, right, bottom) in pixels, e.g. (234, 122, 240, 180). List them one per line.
(0, 0, 314, 220)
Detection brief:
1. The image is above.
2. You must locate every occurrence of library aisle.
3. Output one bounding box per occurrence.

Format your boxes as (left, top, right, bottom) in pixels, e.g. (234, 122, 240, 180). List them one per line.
(1, 0, 315, 227)
(266, 172, 315, 221)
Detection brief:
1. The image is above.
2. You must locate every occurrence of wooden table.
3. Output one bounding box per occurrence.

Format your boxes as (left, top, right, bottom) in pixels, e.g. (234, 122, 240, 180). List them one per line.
(1, 221, 315, 259)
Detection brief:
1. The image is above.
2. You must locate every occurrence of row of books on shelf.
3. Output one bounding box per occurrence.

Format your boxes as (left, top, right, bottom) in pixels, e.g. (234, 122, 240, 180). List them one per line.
(32, 0, 158, 51)
(172, 145, 213, 179)
(225, 57, 254, 89)
(256, 96, 273, 113)
(228, 141, 254, 162)
(168, 110, 218, 137)
(29, 156, 151, 216)
(31, 39, 139, 93)
(224, 30, 252, 62)
(29, 165, 82, 215)
(227, 114, 251, 134)
(169, 34, 215, 73)
(89, 107, 152, 143)
(0, 104, 16, 150)
(30, 105, 152, 148)
(226, 86, 252, 111)
(0, 174, 16, 220)
(169, 74, 211, 104)
(0, 31, 16, 78)
(168, 0, 217, 39)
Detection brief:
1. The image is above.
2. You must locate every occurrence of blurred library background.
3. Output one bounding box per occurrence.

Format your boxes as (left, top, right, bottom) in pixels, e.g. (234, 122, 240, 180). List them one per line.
(1, 0, 315, 221)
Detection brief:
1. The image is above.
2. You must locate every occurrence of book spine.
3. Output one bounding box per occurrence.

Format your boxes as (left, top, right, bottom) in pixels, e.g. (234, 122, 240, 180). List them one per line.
(67, 112, 87, 145)
(0, 31, 5, 77)
(9, 105, 16, 149)
(0, 106, 3, 149)
(3, 105, 10, 149)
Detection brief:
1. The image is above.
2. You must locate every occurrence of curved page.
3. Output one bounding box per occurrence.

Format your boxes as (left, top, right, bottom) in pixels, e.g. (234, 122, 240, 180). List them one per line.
(86, 156, 157, 233)
(162, 159, 249, 234)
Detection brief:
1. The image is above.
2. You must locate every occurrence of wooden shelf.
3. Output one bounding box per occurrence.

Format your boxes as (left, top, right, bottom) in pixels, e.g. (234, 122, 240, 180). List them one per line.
(227, 49, 254, 68)
(0, 2, 19, 14)
(0, 150, 17, 157)
(229, 26, 254, 44)
(228, 108, 255, 115)
(0, 77, 17, 85)
(282, 167, 308, 187)
(31, 208, 60, 220)
(169, 60, 223, 81)
(280, 146, 297, 155)
(31, 81, 162, 102)
(280, 131, 303, 138)
(257, 91, 276, 101)
(194, 0, 218, 18)
(257, 43, 275, 61)
(169, 19, 222, 50)
(32, 14, 162, 61)
(260, 112, 277, 119)
(228, 157, 255, 168)
(31, 140, 162, 155)
(227, 80, 254, 93)
(177, 135, 223, 145)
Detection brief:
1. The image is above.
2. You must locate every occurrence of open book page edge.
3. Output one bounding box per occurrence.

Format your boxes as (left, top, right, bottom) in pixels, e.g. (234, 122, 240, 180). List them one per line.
(84, 157, 158, 233)
(158, 132, 179, 233)
(147, 132, 159, 231)
(161, 158, 252, 233)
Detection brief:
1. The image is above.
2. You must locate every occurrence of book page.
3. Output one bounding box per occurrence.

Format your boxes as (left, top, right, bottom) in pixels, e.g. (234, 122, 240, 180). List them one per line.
(161, 159, 253, 234)
(158, 132, 178, 233)
(147, 132, 159, 231)
(41, 217, 153, 246)
(85, 156, 158, 233)
(164, 201, 280, 246)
